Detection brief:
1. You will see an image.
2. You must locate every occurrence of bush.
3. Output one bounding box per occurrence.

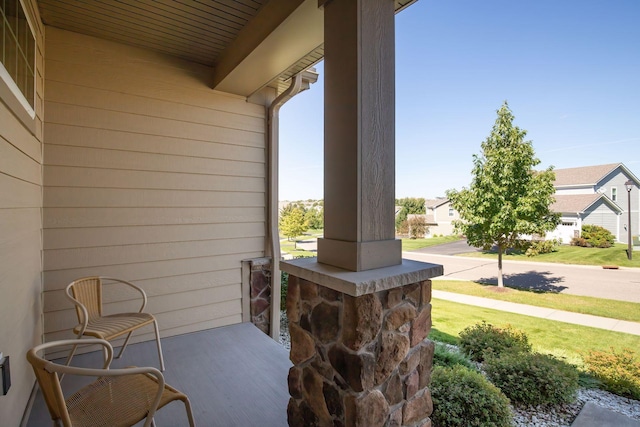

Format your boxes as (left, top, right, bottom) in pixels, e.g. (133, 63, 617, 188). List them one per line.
(459, 321, 531, 362)
(280, 271, 289, 307)
(431, 365, 512, 427)
(525, 239, 560, 257)
(433, 343, 477, 371)
(484, 351, 579, 405)
(573, 225, 615, 248)
(584, 348, 640, 399)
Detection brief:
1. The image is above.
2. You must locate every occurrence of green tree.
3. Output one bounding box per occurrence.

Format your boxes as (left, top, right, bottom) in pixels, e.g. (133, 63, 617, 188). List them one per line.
(395, 197, 426, 230)
(446, 102, 559, 287)
(305, 206, 324, 230)
(279, 206, 308, 248)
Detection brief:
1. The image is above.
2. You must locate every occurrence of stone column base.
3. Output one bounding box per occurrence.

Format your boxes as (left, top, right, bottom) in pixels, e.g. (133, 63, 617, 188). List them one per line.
(286, 275, 434, 427)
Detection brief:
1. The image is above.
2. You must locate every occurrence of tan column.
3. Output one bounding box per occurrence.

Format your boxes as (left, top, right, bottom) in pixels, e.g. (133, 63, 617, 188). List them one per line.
(317, 0, 401, 271)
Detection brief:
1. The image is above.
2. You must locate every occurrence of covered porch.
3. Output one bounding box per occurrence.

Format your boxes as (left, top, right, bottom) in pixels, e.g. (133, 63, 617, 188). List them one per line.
(26, 323, 292, 426)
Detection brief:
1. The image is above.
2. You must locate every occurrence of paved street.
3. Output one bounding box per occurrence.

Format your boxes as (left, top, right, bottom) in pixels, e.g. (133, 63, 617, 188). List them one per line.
(404, 249, 640, 303)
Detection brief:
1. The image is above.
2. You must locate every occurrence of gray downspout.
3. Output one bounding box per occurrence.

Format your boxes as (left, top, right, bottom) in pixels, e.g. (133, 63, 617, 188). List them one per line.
(266, 73, 304, 340)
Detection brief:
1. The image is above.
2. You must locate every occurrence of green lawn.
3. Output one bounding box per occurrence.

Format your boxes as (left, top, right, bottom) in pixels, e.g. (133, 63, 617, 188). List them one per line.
(280, 229, 323, 258)
(430, 298, 640, 366)
(432, 280, 640, 323)
(458, 243, 640, 268)
(401, 235, 463, 251)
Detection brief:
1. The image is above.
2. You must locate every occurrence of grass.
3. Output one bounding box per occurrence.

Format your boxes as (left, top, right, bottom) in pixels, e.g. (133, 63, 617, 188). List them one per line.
(432, 279, 640, 323)
(430, 298, 640, 366)
(401, 235, 463, 251)
(458, 243, 640, 268)
(279, 229, 323, 258)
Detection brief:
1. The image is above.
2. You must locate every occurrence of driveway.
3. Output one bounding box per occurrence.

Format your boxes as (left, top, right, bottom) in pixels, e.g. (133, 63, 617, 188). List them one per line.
(404, 249, 640, 303)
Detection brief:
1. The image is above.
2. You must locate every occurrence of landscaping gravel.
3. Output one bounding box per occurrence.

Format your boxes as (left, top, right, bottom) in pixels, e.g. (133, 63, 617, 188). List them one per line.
(277, 311, 640, 426)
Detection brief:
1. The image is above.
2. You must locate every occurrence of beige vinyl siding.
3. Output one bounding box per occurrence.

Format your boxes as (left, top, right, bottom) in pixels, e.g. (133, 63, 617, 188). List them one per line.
(42, 27, 267, 351)
(0, 1, 44, 425)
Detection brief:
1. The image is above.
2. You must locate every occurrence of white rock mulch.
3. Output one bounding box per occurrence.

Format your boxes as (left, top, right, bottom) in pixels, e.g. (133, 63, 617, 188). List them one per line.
(277, 312, 640, 426)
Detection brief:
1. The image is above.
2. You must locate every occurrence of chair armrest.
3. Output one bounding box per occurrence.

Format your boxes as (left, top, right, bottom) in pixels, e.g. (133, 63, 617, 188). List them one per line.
(28, 339, 114, 369)
(100, 277, 148, 313)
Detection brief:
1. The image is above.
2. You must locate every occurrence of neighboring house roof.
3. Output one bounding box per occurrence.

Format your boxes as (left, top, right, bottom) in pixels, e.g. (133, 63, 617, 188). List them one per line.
(551, 194, 623, 214)
(554, 163, 640, 187)
(425, 198, 449, 209)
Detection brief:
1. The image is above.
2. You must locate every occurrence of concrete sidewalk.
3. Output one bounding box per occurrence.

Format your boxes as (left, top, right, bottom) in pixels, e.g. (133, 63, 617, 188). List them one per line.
(433, 290, 640, 336)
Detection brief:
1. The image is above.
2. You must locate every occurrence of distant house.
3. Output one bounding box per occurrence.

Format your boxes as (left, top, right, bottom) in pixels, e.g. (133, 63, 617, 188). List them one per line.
(549, 163, 640, 244)
(423, 198, 459, 236)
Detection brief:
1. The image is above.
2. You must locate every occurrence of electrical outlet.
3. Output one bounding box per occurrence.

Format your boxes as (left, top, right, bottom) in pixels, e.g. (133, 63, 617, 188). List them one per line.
(0, 354, 10, 395)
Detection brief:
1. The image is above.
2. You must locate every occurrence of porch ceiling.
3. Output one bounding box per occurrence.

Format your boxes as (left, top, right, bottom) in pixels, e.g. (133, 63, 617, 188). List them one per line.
(37, 0, 417, 97)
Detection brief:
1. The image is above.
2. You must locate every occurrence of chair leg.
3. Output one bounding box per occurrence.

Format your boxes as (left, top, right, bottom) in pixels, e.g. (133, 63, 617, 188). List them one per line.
(61, 336, 83, 381)
(183, 396, 196, 427)
(153, 319, 165, 371)
(115, 331, 134, 359)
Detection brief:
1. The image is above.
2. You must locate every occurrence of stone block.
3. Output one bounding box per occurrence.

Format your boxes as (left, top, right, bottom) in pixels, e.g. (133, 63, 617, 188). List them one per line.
(419, 280, 432, 306)
(383, 372, 403, 406)
(299, 278, 319, 301)
(328, 345, 374, 392)
(384, 303, 417, 331)
(250, 296, 270, 317)
(403, 390, 433, 426)
(290, 322, 316, 365)
(287, 275, 301, 322)
(405, 369, 419, 399)
(403, 283, 420, 306)
(399, 346, 421, 376)
(342, 293, 382, 351)
(345, 390, 389, 427)
(418, 341, 435, 390)
(311, 302, 340, 343)
(303, 367, 332, 424)
(387, 288, 404, 309)
(323, 381, 344, 419)
(288, 366, 303, 399)
(410, 305, 431, 347)
(386, 405, 403, 427)
(375, 331, 410, 385)
(251, 270, 269, 298)
(319, 285, 342, 302)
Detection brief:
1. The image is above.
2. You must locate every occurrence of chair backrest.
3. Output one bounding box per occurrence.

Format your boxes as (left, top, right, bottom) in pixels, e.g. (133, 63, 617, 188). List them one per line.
(68, 276, 103, 322)
(26, 346, 72, 425)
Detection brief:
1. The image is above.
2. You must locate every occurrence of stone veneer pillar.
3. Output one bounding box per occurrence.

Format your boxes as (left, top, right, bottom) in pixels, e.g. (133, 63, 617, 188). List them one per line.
(282, 258, 442, 427)
(247, 257, 271, 335)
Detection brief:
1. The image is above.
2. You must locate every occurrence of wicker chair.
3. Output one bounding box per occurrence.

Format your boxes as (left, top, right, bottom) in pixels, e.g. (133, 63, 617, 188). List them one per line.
(65, 276, 165, 371)
(27, 339, 195, 427)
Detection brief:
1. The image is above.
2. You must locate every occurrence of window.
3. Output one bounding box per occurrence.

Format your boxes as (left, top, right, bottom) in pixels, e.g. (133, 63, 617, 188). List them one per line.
(611, 187, 617, 202)
(448, 207, 454, 217)
(1, 0, 36, 115)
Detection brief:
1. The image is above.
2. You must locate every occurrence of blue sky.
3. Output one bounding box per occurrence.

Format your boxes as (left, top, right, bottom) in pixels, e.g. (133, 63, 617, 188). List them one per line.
(278, 0, 640, 201)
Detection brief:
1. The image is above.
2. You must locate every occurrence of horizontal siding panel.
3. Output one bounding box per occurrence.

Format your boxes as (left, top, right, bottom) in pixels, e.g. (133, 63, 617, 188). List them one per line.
(44, 223, 265, 250)
(43, 187, 264, 208)
(45, 298, 241, 336)
(44, 145, 264, 177)
(44, 268, 241, 311)
(44, 207, 265, 228)
(0, 174, 41, 208)
(43, 124, 265, 163)
(45, 102, 264, 148)
(44, 165, 264, 192)
(45, 58, 264, 117)
(44, 313, 242, 360)
(46, 80, 265, 133)
(44, 236, 264, 270)
(0, 105, 42, 162)
(0, 141, 42, 185)
(43, 251, 263, 291)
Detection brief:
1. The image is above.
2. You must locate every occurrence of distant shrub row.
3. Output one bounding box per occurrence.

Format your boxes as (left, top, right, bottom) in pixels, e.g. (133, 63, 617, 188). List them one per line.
(571, 224, 615, 248)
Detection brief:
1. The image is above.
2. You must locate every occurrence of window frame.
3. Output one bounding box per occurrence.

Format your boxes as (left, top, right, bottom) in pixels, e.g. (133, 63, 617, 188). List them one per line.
(0, 0, 37, 120)
(611, 187, 617, 202)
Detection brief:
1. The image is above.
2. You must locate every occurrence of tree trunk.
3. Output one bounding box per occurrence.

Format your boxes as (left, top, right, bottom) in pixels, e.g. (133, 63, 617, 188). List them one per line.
(497, 244, 504, 288)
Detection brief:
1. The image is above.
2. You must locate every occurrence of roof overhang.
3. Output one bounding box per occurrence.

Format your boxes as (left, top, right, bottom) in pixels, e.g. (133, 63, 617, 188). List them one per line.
(212, 0, 323, 97)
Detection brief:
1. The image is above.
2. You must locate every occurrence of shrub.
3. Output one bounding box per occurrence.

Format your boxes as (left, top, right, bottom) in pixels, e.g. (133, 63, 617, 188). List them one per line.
(525, 239, 560, 257)
(484, 351, 579, 405)
(431, 365, 512, 427)
(459, 321, 531, 362)
(433, 343, 477, 371)
(280, 271, 289, 307)
(408, 215, 428, 239)
(584, 348, 640, 399)
(570, 237, 589, 247)
(579, 225, 615, 248)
